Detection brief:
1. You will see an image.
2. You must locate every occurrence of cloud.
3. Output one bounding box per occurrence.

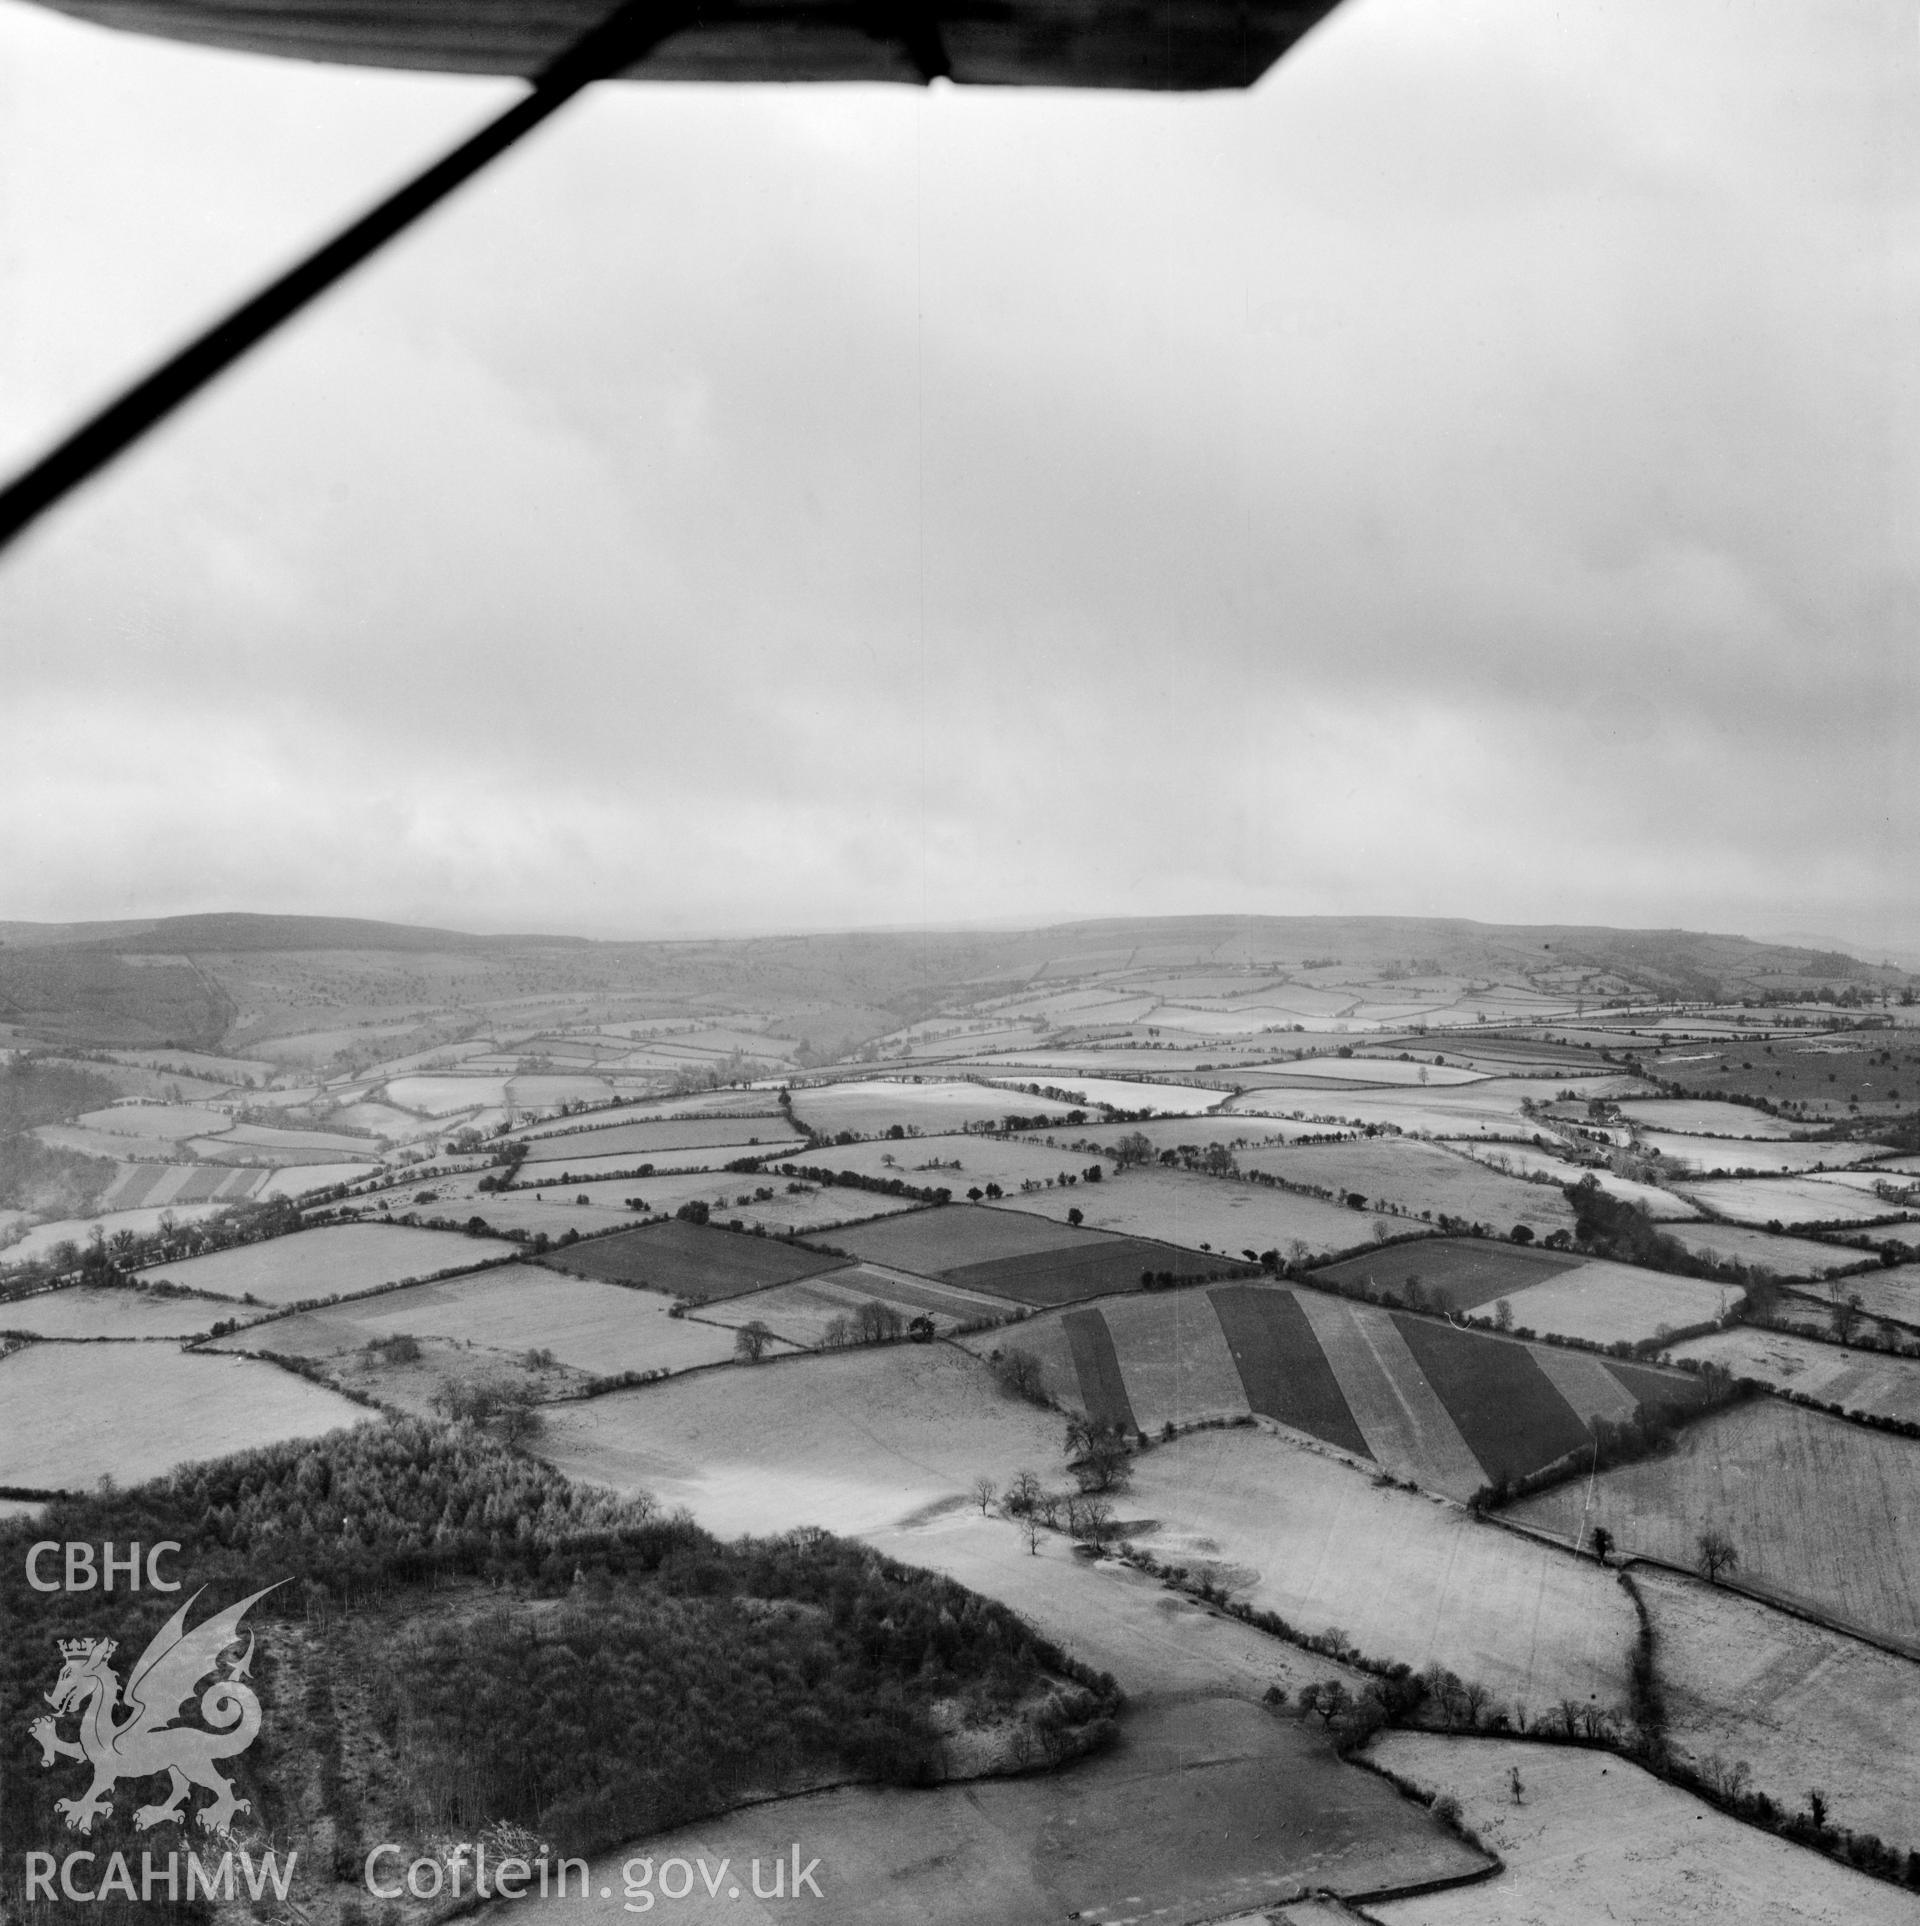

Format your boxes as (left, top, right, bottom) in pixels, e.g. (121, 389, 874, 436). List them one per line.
(0, 0, 1914, 942)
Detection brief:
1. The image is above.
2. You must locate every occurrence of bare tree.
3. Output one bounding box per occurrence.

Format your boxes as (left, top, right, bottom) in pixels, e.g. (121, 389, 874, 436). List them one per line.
(1697, 1528, 1740, 1585)
(970, 1474, 997, 1516)
(733, 1319, 774, 1363)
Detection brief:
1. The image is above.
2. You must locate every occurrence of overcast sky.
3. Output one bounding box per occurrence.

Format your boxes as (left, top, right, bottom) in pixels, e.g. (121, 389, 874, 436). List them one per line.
(0, 0, 1914, 948)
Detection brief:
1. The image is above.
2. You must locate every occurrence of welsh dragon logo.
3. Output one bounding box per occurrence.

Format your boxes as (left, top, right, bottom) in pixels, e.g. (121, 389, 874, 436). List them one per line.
(28, 1583, 282, 1837)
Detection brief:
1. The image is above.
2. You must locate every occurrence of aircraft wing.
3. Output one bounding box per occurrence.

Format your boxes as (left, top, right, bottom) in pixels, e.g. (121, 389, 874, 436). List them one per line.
(18, 0, 1345, 89)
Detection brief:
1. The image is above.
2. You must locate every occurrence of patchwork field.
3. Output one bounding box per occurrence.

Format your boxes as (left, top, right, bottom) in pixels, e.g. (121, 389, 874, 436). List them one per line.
(98, 1162, 270, 1210)
(697, 1263, 1015, 1347)
(975, 1284, 1698, 1495)
(996, 1167, 1388, 1259)
(0, 1341, 365, 1489)
(1236, 1138, 1574, 1236)
(1672, 1327, 1920, 1423)
(0, 1283, 268, 1340)
(540, 1340, 1636, 1714)
(2, 1202, 229, 1265)
(492, 1697, 1480, 1926)
(1366, 1734, 1915, 1926)
(143, 1221, 518, 1304)
(1508, 1400, 1920, 1648)
(1679, 1176, 1899, 1227)
(542, 1218, 843, 1302)
(213, 1262, 746, 1376)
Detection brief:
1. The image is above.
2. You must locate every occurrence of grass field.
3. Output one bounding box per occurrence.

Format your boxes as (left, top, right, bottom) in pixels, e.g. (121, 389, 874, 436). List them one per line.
(542, 1218, 843, 1302)
(0, 1341, 364, 1489)
(214, 1262, 746, 1376)
(1315, 1238, 1583, 1314)
(75, 1102, 230, 1139)
(1792, 1261, 1920, 1329)
(491, 1697, 1480, 1926)
(1663, 1221, 1859, 1276)
(942, 1235, 1229, 1307)
(979, 1073, 1228, 1115)
(518, 1116, 793, 1162)
(2, 1202, 229, 1264)
(1636, 1132, 1878, 1177)
(1235, 1139, 1574, 1237)
(797, 1131, 1119, 1192)
(1497, 1262, 1737, 1346)
(1125, 1426, 1639, 1712)
(1680, 1176, 1904, 1227)
(143, 1222, 518, 1304)
(995, 1167, 1388, 1259)
(1453, 1142, 1698, 1218)
(1614, 1099, 1808, 1139)
(990, 1281, 1696, 1494)
(697, 1263, 1013, 1347)
(791, 1079, 1082, 1136)
(1366, 1734, 1914, 1926)
(542, 1339, 1635, 1714)
(832, 1204, 1095, 1272)
(1671, 1327, 1920, 1423)
(1210, 1285, 1369, 1456)
(0, 1284, 269, 1340)
(507, 1142, 807, 1180)
(1638, 1564, 1920, 1857)
(542, 1342, 1067, 1538)
(1508, 1400, 1920, 1647)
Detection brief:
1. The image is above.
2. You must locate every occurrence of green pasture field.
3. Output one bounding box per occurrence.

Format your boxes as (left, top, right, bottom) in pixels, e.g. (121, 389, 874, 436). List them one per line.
(0, 1341, 363, 1490)
(213, 1262, 745, 1377)
(1508, 1399, 1920, 1648)
(1236, 1138, 1574, 1236)
(543, 1218, 842, 1302)
(142, 1222, 519, 1305)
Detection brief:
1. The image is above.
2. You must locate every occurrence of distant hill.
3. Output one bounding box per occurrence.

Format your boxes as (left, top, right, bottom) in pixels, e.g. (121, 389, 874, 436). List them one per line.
(0, 911, 1907, 1056)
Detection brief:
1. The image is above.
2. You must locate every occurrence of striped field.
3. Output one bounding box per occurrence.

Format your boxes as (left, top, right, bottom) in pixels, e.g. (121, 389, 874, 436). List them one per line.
(971, 1284, 1704, 1499)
